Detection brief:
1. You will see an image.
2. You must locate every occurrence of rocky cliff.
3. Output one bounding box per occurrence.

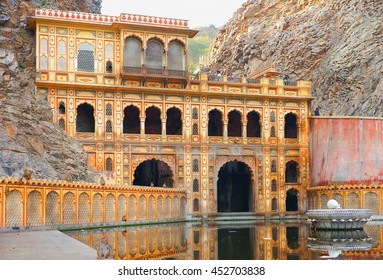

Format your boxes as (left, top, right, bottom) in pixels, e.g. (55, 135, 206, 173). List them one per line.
(0, 0, 101, 180)
(208, 0, 383, 116)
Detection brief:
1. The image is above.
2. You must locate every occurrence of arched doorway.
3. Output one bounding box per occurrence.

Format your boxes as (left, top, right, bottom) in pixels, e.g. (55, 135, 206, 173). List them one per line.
(286, 188, 298, 211)
(217, 161, 252, 212)
(76, 103, 95, 132)
(166, 107, 182, 135)
(133, 159, 173, 187)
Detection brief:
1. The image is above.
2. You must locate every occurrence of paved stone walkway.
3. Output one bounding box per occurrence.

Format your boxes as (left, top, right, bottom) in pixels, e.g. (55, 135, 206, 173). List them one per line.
(0, 230, 97, 260)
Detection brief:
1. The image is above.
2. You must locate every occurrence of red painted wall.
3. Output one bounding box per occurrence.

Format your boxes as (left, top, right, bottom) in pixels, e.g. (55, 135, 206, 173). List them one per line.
(310, 117, 383, 186)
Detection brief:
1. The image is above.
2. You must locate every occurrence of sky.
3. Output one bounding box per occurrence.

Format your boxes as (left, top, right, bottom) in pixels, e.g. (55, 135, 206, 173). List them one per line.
(101, 0, 246, 27)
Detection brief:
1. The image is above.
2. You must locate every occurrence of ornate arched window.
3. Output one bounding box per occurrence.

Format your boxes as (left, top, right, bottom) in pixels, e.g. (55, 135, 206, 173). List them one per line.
(228, 110, 242, 137)
(106, 120, 112, 133)
(193, 159, 199, 172)
(58, 57, 66, 71)
(123, 105, 140, 134)
(106, 157, 113, 171)
(123, 37, 142, 67)
(270, 111, 276, 122)
(193, 199, 199, 212)
(285, 113, 298, 138)
(247, 111, 261, 137)
(271, 160, 277, 172)
(106, 103, 112, 116)
(166, 107, 182, 135)
(168, 40, 185, 71)
(58, 40, 66, 55)
(76, 103, 95, 132)
(145, 106, 161, 134)
(58, 102, 65, 114)
(77, 42, 94, 72)
(192, 123, 198, 135)
(59, 118, 65, 130)
(271, 179, 277, 192)
(193, 179, 199, 192)
(192, 107, 198, 119)
(40, 55, 48, 70)
(146, 39, 164, 69)
(208, 109, 223, 136)
(270, 126, 276, 137)
(272, 198, 278, 211)
(285, 161, 299, 183)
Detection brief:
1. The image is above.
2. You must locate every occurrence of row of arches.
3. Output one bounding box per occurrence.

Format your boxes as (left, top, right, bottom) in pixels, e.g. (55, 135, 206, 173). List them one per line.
(74, 103, 298, 138)
(124, 37, 186, 71)
(5, 190, 186, 228)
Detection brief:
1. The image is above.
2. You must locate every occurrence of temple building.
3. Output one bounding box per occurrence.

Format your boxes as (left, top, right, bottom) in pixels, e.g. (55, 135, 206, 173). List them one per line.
(25, 8, 312, 218)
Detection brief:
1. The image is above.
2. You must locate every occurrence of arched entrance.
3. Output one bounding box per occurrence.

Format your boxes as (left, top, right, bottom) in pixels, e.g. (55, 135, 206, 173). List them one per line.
(217, 161, 252, 212)
(286, 188, 298, 211)
(76, 103, 95, 132)
(133, 159, 173, 187)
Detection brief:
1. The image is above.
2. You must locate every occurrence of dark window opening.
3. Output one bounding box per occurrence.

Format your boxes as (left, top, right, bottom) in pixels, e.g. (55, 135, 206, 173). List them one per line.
(192, 108, 198, 119)
(247, 111, 261, 137)
(106, 103, 112, 116)
(271, 179, 277, 192)
(270, 126, 276, 137)
(218, 161, 252, 212)
(272, 198, 278, 211)
(285, 161, 298, 183)
(228, 110, 242, 137)
(145, 106, 161, 134)
(192, 123, 198, 135)
(193, 199, 199, 212)
(208, 109, 223, 136)
(106, 120, 112, 133)
(270, 111, 276, 122)
(58, 118, 65, 130)
(285, 113, 298, 138)
(133, 159, 173, 187)
(192, 159, 199, 172)
(193, 179, 199, 192)
(286, 188, 298, 211)
(58, 102, 65, 114)
(286, 227, 299, 249)
(106, 60, 113, 73)
(76, 103, 95, 132)
(166, 107, 182, 135)
(123, 105, 140, 134)
(106, 157, 113, 171)
(271, 160, 277, 172)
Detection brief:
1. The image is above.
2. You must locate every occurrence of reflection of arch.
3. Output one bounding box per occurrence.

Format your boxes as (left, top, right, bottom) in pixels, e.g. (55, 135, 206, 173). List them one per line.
(145, 106, 161, 134)
(46, 191, 59, 225)
(27, 190, 42, 226)
(133, 158, 174, 187)
(285, 113, 298, 138)
(285, 160, 299, 183)
(76, 103, 95, 132)
(123, 105, 140, 134)
(208, 109, 223, 136)
(181, 197, 187, 217)
(271, 198, 278, 211)
(286, 227, 299, 250)
(78, 192, 90, 223)
(6, 190, 23, 227)
(168, 40, 185, 71)
(217, 161, 253, 212)
(124, 36, 143, 67)
(166, 107, 182, 135)
(286, 188, 298, 211)
(146, 39, 164, 69)
(228, 110, 242, 137)
(247, 111, 261, 137)
(193, 199, 199, 212)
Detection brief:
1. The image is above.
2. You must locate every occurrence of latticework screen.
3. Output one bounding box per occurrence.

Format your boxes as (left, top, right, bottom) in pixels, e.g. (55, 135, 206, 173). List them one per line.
(46, 192, 59, 225)
(63, 192, 75, 224)
(27, 191, 42, 226)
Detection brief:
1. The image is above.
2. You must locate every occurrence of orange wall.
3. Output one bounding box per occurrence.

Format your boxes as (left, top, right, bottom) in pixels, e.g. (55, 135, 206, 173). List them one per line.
(310, 117, 383, 186)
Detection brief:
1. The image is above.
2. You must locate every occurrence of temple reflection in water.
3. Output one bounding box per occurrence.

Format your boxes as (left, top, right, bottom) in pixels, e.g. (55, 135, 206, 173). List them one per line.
(66, 222, 383, 260)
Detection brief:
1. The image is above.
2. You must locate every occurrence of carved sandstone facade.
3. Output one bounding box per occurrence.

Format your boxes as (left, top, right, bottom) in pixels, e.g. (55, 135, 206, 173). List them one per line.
(26, 9, 312, 218)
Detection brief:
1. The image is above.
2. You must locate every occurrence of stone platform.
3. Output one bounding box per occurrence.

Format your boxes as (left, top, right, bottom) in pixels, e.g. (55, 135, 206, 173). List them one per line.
(0, 230, 97, 260)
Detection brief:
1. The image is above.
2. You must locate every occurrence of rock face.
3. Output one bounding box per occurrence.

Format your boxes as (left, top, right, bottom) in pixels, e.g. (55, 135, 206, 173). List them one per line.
(208, 0, 383, 116)
(0, 0, 102, 180)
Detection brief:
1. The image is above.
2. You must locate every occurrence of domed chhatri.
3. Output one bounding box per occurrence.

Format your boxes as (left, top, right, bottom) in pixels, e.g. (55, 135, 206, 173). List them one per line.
(306, 200, 373, 230)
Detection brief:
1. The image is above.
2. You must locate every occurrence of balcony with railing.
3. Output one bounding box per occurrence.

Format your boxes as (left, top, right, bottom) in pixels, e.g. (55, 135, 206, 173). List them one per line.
(122, 66, 188, 79)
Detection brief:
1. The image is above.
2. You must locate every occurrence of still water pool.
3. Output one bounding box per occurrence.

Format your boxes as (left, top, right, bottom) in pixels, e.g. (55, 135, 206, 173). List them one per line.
(65, 221, 383, 260)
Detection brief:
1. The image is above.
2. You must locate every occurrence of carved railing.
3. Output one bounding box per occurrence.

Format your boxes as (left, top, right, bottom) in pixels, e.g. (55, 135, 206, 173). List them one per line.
(0, 177, 187, 230)
(122, 66, 188, 78)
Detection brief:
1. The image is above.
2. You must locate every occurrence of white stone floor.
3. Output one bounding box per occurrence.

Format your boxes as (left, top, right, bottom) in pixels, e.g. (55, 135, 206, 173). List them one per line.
(0, 230, 97, 260)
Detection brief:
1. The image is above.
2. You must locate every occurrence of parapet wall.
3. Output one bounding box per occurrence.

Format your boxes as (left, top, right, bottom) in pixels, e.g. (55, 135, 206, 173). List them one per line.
(310, 117, 383, 186)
